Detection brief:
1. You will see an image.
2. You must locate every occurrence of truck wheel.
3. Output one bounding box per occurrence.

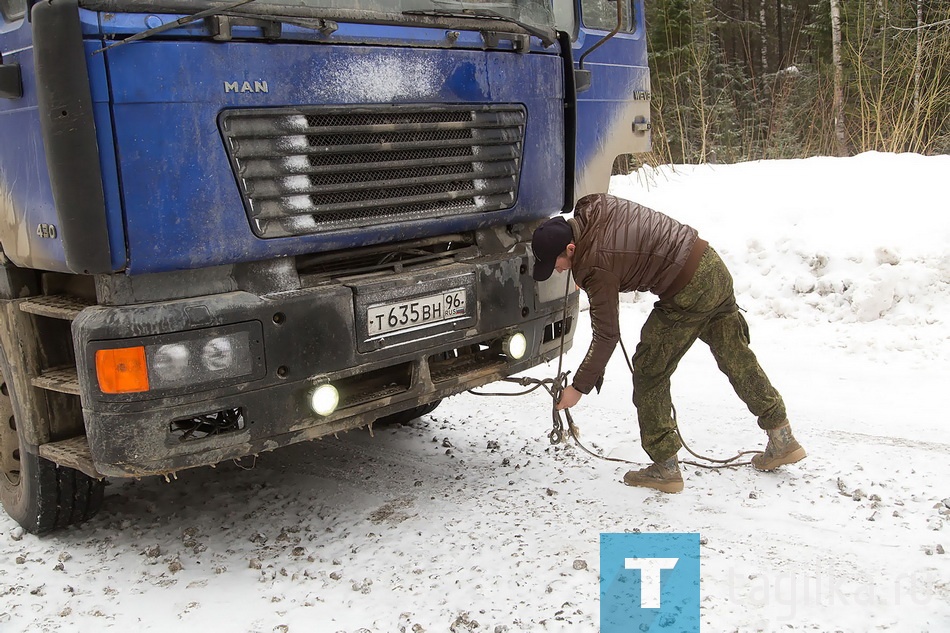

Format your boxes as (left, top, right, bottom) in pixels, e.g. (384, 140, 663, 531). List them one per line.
(0, 363, 104, 534)
(374, 399, 442, 426)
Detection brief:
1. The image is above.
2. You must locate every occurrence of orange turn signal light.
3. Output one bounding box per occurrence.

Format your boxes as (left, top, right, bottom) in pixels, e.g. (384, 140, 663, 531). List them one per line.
(96, 346, 150, 394)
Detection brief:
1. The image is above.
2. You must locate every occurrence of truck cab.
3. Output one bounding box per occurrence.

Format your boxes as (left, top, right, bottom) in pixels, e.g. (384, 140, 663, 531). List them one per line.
(0, 0, 648, 532)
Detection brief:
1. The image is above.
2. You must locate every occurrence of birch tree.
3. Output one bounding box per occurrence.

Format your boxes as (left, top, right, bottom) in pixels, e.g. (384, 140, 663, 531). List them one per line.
(830, 0, 849, 156)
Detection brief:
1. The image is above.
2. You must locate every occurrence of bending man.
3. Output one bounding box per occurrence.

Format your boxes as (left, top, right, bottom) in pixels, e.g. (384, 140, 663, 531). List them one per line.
(531, 193, 806, 493)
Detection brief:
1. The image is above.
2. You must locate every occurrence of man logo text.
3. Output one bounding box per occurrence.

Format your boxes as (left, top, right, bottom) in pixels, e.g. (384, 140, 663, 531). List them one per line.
(225, 81, 269, 94)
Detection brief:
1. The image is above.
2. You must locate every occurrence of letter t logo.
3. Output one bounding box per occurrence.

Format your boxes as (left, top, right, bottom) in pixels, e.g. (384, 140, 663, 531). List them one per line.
(624, 557, 679, 608)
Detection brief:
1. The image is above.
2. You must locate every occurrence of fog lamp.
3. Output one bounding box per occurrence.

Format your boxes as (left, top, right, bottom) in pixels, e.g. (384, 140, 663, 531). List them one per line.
(310, 384, 340, 416)
(503, 332, 528, 360)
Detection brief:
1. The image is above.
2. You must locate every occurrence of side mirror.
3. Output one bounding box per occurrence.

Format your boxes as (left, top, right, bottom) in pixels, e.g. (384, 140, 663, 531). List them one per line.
(0, 53, 23, 99)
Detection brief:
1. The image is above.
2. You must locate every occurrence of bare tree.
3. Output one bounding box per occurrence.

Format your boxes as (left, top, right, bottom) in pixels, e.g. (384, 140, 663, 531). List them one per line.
(776, 0, 784, 69)
(915, 0, 922, 117)
(830, 0, 849, 156)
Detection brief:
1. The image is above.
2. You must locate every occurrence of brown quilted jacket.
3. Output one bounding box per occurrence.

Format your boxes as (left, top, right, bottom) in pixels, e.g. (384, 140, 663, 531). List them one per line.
(567, 194, 708, 394)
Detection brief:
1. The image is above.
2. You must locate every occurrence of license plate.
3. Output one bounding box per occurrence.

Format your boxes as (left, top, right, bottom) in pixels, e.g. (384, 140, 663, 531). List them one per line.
(366, 289, 467, 336)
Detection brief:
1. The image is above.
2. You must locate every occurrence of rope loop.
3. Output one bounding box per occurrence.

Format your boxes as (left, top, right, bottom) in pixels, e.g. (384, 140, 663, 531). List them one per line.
(464, 254, 758, 470)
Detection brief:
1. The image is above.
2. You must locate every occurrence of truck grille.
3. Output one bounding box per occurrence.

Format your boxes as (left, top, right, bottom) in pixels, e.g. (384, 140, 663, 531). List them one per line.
(219, 105, 526, 238)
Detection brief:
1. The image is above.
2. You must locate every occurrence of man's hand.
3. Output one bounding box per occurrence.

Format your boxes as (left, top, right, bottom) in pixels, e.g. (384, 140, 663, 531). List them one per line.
(556, 385, 583, 410)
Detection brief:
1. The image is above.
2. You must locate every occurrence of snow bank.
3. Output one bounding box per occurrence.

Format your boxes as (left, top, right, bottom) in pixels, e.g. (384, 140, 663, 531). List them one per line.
(611, 153, 950, 335)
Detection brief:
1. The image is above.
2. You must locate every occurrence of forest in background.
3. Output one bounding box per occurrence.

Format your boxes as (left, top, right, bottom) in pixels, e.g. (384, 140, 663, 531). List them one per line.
(640, 0, 950, 164)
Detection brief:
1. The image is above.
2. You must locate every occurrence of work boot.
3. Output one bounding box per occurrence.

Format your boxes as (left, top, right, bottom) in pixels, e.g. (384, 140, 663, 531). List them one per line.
(752, 423, 806, 471)
(623, 457, 684, 493)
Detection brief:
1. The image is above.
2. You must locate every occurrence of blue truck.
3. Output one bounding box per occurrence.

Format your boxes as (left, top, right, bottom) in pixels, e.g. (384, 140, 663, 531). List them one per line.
(0, 0, 649, 533)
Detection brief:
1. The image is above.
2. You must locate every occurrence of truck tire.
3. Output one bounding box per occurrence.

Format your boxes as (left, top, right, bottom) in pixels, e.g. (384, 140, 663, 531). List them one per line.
(0, 357, 104, 534)
(374, 399, 442, 426)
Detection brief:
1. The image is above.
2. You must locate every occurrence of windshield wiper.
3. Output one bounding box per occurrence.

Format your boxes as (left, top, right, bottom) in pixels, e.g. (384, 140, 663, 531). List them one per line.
(94, 0, 259, 54)
(402, 9, 556, 48)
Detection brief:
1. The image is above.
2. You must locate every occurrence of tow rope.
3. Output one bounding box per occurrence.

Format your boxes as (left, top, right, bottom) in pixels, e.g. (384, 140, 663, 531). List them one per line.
(469, 272, 757, 470)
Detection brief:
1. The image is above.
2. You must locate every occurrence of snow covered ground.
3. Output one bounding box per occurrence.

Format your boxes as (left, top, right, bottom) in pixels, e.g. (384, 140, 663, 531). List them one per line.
(1, 152, 948, 632)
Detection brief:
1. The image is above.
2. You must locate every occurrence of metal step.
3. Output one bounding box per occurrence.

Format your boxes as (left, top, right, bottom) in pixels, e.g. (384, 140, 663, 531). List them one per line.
(430, 355, 507, 383)
(38, 436, 102, 479)
(19, 294, 93, 320)
(31, 366, 81, 396)
(339, 384, 408, 410)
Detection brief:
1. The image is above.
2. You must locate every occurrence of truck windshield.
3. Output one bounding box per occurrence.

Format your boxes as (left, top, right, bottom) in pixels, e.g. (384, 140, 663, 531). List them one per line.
(106, 0, 557, 32)
(264, 0, 555, 31)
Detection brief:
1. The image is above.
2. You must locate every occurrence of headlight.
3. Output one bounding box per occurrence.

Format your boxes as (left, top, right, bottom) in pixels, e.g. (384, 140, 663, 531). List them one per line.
(145, 331, 253, 390)
(202, 337, 235, 372)
(503, 332, 528, 360)
(152, 344, 191, 380)
(310, 384, 339, 416)
(93, 323, 263, 397)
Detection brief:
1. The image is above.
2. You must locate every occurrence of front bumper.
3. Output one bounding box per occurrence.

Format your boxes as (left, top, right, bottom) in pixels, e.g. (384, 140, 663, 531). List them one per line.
(74, 250, 578, 477)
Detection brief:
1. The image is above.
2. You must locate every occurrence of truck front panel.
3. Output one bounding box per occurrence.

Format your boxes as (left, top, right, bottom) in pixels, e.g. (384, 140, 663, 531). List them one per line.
(101, 19, 565, 274)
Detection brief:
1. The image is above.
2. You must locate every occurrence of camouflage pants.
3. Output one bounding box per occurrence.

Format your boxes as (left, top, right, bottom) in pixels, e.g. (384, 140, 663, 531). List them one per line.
(632, 247, 787, 462)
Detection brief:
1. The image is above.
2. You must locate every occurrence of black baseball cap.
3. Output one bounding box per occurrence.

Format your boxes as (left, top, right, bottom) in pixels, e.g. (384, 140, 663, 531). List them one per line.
(531, 217, 573, 281)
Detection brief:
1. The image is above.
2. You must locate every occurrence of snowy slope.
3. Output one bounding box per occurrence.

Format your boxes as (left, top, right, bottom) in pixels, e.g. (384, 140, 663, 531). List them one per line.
(1, 153, 948, 632)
